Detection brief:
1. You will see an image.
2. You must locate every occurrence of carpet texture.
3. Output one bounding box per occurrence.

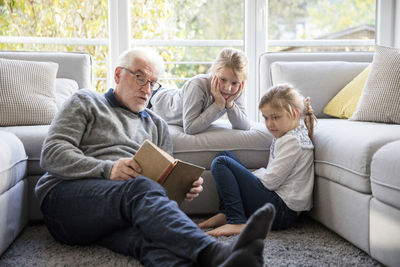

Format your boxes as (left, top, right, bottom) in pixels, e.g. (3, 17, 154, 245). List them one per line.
(0, 215, 382, 266)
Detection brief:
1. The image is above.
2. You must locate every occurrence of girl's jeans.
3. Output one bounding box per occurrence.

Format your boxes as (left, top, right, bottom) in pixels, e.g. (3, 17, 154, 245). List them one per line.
(41, 176, 214, 267)
(211, 151, 298, 230)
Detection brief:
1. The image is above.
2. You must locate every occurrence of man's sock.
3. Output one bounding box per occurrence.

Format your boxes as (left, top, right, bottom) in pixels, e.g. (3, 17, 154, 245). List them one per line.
(198, 203, 276, 267)
(233, 203, 275, 250)
(218, 239, 265, 267)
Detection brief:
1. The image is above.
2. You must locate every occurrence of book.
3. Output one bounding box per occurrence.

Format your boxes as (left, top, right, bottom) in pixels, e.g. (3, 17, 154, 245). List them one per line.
(133, 139, 205, 204)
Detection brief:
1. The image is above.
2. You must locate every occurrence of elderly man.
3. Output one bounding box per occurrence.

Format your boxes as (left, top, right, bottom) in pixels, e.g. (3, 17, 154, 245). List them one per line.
(35, 47, 275, 267)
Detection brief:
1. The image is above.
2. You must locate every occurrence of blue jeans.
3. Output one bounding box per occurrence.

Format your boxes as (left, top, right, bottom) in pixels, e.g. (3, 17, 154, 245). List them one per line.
(40, 176, 214, 267)
(211, 151, 297, 230)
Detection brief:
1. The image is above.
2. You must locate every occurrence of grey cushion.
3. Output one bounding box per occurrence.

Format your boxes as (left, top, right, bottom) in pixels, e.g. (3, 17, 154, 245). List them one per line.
(1, 125, 50, 176)
(314, 119, 400, 193)
(370, 140, 400, 209)
(270, 61, 368, 118)
(0, 58, 58, 126)
(350, 45, 400, 124)
(169, 120, 272, 170)
(0, 131, 27, 195)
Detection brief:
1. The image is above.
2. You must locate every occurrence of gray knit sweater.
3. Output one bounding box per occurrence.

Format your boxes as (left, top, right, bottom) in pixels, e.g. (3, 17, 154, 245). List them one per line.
(35, 89, 172, 205)
(150, 73, 251, 134)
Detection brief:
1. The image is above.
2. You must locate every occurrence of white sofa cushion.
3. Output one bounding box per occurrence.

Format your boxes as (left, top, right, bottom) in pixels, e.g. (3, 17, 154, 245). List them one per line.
(371, 140, 400, 209)
(55, 78, 79, 110)
(1, 125, 50, 176)
(314, 119, 400, 193)
(0, 131, 28, 195)
(270, 61, 368, 118)
(0, 58, 58, 126)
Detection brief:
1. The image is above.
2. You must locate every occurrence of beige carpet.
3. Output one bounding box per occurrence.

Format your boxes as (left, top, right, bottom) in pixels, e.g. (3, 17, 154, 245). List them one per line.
(0, 215, 382, 266)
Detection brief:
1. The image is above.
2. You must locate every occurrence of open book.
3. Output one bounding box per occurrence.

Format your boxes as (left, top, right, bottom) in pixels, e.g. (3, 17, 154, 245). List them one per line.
(133, 139, 205, 204)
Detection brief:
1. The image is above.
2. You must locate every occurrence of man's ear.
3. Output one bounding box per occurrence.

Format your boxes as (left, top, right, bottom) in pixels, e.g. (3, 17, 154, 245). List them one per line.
(114, 66, 122, 84)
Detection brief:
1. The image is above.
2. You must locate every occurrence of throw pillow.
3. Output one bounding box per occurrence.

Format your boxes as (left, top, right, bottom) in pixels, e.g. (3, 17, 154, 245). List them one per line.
(323, 65, 371, 119)
(350, 45, 400, 124)
(0, 58, 59, 126)
(55, 78, 79, 110)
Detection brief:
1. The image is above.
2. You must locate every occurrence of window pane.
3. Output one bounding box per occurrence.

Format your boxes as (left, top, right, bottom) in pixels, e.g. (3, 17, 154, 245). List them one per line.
(0, 0, 108, 92)
(268, 0, 376, 52)
(131, 0, 244, 88)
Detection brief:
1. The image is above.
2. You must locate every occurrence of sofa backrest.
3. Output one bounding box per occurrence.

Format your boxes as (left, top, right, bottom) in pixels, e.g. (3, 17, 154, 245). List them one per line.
(259, 52, 373, 118)
(0, 51, 92, 89)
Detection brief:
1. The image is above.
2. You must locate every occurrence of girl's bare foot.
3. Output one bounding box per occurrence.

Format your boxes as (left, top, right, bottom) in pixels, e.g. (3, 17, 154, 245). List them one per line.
(198, 213, 227, 229)
(206, 223, 246, 237)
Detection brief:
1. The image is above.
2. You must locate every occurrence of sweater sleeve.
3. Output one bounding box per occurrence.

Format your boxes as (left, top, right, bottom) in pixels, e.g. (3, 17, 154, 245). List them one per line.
(156, 117, 174, 155)
(226, 90, 251, 131)
(40, 94, 114, 180)
(253, 136, 302, 190)
(181, 79, 224, 134)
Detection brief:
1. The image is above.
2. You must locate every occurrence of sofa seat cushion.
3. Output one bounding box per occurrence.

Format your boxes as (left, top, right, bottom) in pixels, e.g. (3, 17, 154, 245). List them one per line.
(314, 119, 400, 193)
(169, 120, 272, 170)
(0, 131, 28, 195)
(1, 125, 50, 176)
(371, 140, 400, 209)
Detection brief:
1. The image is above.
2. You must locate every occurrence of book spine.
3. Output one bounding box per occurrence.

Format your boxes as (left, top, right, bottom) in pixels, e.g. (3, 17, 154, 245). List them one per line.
(158, 161, 178, 185)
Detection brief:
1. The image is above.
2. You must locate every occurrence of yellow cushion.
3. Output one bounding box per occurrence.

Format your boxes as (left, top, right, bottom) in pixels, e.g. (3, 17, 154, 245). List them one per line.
(323, 65, 371, 119)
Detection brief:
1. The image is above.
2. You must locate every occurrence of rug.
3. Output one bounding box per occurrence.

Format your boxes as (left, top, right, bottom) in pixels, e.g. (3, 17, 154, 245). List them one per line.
(0, 215, 382, 266)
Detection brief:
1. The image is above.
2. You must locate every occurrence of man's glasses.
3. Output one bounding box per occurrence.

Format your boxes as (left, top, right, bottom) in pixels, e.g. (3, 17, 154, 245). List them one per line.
(121, 67, 162, 91)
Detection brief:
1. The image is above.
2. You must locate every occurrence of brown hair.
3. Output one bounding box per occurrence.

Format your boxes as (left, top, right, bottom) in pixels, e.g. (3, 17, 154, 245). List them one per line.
(209, 48, 248, 81)
(258, 83, 317, 143)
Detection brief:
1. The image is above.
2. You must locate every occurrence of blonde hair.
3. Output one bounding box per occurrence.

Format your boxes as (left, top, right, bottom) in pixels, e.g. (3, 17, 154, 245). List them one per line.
(117, 47, 165, 77)
(258, 83, 317, 143)
(209, 48, 248, 81)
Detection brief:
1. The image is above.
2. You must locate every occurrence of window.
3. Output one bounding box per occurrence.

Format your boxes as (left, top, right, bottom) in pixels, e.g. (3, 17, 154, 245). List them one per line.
(130, 0, 244, 89)
(267, 0, 376, 52)
(1, 0, 391, 121)
(0, 0, 108, 92)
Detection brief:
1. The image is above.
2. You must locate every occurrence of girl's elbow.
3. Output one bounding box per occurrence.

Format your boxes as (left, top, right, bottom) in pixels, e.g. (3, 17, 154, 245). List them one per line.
(184, 127, 197, 135)
(183, 124, 200, 135)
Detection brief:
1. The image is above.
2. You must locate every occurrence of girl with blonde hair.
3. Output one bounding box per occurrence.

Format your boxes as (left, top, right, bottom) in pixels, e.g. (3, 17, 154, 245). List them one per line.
(150, 48, 250, 134)
(199, 83, 317, 236)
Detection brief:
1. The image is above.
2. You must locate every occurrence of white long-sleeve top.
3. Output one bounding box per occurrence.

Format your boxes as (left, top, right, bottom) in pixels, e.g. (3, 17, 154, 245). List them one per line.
(252, 125, 314, 211)
(150, 73, 251, 134)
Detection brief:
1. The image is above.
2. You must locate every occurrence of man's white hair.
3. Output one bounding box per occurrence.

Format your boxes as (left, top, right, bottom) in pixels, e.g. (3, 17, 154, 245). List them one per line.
(118, 47, 165, 78)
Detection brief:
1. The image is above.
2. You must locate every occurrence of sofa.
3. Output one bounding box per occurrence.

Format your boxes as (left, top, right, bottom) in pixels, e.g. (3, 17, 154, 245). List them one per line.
(0, 51, 92, 255)
(258, 51, 400, 267)
(1, 50, 399, 266)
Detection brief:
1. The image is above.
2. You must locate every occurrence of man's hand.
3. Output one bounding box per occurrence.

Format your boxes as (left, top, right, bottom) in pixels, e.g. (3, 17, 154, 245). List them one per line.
(110, 158, 142, 181)
(185, 177, 204, 202)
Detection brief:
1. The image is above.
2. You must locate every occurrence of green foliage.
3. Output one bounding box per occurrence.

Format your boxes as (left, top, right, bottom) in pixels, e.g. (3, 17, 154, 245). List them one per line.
(131, 0, 244, 89)
(0, 0, 375, 92)
(307, 0, 375, 38)
(0, 0, 108, 91)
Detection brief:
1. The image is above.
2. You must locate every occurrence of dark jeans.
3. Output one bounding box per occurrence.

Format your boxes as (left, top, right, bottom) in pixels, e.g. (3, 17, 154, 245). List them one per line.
(40, 176, 214, 267)
(211, 151, 298, 230)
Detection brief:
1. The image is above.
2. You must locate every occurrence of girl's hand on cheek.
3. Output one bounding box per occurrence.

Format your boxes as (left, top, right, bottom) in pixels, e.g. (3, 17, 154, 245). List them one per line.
(226, 82, 244, 109)
(211, 75, 226, 109)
